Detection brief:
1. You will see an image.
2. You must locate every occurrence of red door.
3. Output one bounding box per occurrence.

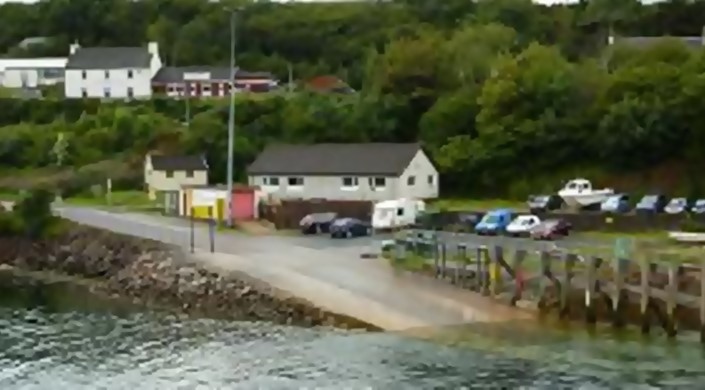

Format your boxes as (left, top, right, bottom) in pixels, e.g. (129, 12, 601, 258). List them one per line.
(231, 190, 255, 220)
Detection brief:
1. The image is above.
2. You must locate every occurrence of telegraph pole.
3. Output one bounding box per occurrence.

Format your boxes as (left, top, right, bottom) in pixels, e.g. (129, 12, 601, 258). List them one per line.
(225, 9, 236, 227)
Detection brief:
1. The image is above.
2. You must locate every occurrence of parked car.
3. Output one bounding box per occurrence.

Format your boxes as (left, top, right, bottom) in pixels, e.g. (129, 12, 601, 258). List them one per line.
(664, 197, 691, 214)
(530, 219, 572, 240)
(474, 209, 514, 235)
(330, 218, 371, 238)
(505, 215, 541, 237)
(413, 211, 484, 232)
(527, 194, 563, 213)
(635, 194, 667, 214)
(299, 212, 338, 234)
(691, 199, 705, 214)
(601, 193, 631, 214)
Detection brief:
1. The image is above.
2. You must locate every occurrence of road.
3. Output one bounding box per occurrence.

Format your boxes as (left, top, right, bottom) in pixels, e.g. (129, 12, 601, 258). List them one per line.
(55, 206, 533, 331)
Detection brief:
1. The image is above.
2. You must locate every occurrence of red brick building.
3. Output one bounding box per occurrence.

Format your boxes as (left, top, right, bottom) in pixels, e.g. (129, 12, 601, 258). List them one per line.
(151, 66, 278, 98)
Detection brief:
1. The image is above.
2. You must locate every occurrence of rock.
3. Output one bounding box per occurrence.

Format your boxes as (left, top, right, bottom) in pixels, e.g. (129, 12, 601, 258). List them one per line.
(0, 264, 15, 271)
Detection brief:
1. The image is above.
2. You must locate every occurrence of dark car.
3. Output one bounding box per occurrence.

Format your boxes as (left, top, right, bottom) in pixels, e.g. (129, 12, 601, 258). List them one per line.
(691, 199, 705, 214)
(413, 211, 484, 232)
(635, 194, 667, 214)
(299, 212, 338, 234)
(527, 194, 563, 213)
(330, 218, 371, 238)
(530, 219, 572, 240)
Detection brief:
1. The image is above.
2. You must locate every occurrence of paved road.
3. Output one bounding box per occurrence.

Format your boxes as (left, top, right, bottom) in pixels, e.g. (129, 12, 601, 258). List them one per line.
(56, 206, 533, 330)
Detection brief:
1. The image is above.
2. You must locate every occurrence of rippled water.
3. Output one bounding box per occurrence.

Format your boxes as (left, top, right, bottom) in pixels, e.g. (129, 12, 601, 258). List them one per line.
(2, 273, 705, 389)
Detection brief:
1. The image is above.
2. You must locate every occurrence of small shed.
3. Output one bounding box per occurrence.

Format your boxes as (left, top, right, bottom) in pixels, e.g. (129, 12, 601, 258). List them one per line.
(180, 184, 261, 221)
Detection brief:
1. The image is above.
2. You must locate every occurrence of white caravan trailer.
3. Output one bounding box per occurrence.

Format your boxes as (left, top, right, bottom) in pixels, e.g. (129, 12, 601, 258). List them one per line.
(372, 198, 425, 230)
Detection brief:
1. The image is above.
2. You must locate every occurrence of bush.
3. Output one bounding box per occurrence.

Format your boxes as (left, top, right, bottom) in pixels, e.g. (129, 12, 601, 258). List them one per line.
(10, 188, 60, 238)
(679, 219, 705, 233)
(0, 212, 22, 235)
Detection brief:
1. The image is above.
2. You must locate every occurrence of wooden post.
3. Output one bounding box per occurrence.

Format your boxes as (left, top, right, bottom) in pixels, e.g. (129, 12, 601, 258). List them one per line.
(441, 243, 447, 280)
(482, 247, 491, 296)
(538, 250, 552, 311)
(433, 241, 440, 277)
(511, 249, 527, 306)
(585, 256, 597, 325)
(700, 260, 705, 344)
(665, 263, 679, 338)
(208, 206, 215, 253)
(475, 246, 483, 292)
(612, 258, 627, 328)
(458, 243, 467, 287)
(490, 246, 503, 297)
(190, 207, 195, 253)
(640, 258, 652, 335)
(559, 253, 576, 319)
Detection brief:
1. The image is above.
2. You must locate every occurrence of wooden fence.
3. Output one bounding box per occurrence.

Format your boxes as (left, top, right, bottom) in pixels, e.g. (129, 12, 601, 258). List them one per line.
(261, 199, 373, 229)
(394, 236, 705, 344)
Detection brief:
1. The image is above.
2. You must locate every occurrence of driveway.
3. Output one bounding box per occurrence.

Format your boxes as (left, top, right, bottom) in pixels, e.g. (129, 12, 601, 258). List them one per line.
(56, 206, 534, 330)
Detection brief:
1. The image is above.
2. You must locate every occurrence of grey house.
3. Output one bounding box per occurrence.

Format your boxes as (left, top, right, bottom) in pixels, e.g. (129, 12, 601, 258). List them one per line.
(247, 143, 439, 201)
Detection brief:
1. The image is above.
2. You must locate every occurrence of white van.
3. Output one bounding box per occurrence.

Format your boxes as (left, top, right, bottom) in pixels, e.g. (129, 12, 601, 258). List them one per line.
(372, 198, 425, 230)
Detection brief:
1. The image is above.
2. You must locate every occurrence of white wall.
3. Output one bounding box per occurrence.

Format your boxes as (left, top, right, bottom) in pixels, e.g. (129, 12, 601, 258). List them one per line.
(397, 150, 439, 200)
(2, 68, 64, 88)
(65, 68, 153, 98)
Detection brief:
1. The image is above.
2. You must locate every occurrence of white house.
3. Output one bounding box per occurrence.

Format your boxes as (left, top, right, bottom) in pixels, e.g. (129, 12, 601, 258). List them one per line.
(64, 42, 162, 99)
(0, 58, 67, 88)
(247, 143, 439, 202)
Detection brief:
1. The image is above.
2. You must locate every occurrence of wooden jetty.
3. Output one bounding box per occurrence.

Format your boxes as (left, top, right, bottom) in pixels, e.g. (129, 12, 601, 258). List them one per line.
(393, 235, 705, 344)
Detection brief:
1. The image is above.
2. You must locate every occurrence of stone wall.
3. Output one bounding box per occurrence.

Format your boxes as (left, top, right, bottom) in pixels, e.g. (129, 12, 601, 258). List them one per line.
(0, 222, 378, 331)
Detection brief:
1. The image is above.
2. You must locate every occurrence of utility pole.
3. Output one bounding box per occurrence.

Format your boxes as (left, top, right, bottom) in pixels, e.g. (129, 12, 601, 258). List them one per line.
(288, 63, 293, 95)
(225, 9, 237, 227)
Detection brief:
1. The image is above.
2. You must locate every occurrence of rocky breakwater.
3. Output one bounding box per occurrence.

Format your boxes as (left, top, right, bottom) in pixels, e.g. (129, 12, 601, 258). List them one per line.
(0, 222, 377, 331)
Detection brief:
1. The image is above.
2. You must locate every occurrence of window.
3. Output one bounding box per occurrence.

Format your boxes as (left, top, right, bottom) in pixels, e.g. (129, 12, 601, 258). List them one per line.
(342, 177, 358, 189)
(264, 177, 280, 186)
(165, 170, 174, 178)
(407, 176, 416, 186)
(81, 70, 87, 79)
(81, 88, 87, 98)
(396, 207, 404, 217)
(428, 175, 435, 185)
(127, 87, 134, 98)
(104, 70, 110, 79)
(103, 88, 110, 98)
(369, 177, 386, 189)
(287, 177, 304, 187)
(185, 170, 194, 178)
(127, 70, 134, 79)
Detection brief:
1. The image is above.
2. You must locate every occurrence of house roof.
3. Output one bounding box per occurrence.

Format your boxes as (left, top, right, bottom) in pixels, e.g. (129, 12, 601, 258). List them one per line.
(150, 155, 208, 171)
(66, 47, 151, 69)
(0, 58, 67, 72)
(614, 36, 703, 49)
(152, 66, 275, 83)
(247, 143, 422, 176)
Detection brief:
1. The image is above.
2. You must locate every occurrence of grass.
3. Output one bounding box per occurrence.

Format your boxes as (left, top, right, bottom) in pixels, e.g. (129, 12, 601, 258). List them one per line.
(429, 198, 526, 212)
(63, 190, 158, 211)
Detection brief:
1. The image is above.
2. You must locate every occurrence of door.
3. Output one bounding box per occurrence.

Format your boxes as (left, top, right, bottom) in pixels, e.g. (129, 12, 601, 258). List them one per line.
(232, 190, 255, 220)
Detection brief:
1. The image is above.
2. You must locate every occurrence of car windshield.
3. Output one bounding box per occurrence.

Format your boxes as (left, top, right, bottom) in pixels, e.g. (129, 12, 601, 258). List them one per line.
(530, 195, 548, 203)
(310, 212, 336, 222)
(332, 218, 352, 226)
(482, 214, 500, 224)
(669, 198, 686, 206)
(604, 196, 621, 206)
(640, 196, 657, 204)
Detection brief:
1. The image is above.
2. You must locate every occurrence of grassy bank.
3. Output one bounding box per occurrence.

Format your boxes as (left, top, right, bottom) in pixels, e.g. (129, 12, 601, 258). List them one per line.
(429, 198, 526, 212)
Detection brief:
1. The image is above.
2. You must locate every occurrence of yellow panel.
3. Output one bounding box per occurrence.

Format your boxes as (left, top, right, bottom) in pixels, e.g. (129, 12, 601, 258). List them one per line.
(216, 198, 225, 221)
(192, 205, 211, 219)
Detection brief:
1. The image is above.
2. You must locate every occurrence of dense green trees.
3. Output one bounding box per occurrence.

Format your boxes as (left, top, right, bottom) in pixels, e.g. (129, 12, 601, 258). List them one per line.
(3, 0, 705, 197)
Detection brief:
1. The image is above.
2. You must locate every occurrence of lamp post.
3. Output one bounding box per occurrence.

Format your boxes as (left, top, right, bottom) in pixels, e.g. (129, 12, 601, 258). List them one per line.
(225, 8, 238, 228)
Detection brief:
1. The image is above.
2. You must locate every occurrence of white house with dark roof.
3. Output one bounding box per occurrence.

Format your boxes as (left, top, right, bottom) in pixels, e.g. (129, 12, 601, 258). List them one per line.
(246, 143, 439, 201)
(152, 66, 278, 98)
(64, 42, 162, 99)
(0, 58, 67, 89)
(144, 153, 209, 200)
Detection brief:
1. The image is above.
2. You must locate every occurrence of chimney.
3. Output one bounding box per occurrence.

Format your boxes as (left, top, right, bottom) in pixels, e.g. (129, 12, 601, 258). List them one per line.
(69, 41, 80, 55)
(147, 41, 159, 57)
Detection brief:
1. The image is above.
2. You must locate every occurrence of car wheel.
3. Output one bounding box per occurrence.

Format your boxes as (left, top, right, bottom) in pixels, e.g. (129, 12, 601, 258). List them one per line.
(346, 231, 352, 239)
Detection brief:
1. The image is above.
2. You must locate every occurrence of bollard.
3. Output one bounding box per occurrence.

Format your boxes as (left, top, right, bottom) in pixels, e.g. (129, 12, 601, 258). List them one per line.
(190, 207, 195, 253)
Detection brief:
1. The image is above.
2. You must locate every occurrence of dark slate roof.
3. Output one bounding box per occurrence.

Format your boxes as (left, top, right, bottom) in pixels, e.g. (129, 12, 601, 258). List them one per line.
(66, 47, 151, 69)
(150, 155, 208, 171)
(152, 66, 275, 83)
(615, 36, 703, 49)
(247, 143, 422, 176)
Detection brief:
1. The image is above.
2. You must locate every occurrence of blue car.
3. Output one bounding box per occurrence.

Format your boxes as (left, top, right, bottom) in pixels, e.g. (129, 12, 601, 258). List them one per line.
(635, 194, 667, 214)
(601, 194, 631, 214)
(475, 209, 513, 236)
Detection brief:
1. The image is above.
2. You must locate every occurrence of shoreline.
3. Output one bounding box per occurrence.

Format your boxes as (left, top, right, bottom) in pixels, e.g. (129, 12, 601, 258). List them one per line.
(0, 223, 381, 332)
